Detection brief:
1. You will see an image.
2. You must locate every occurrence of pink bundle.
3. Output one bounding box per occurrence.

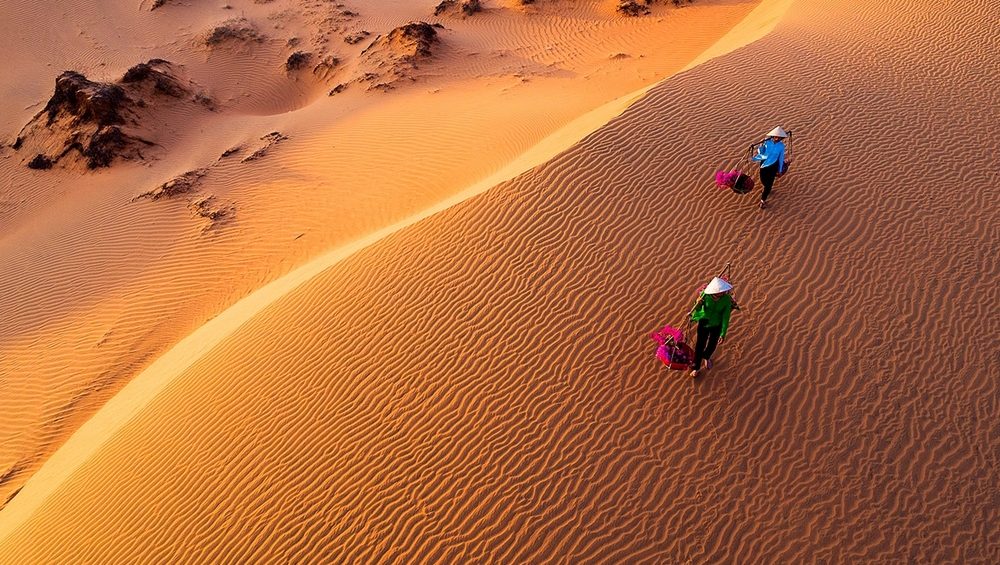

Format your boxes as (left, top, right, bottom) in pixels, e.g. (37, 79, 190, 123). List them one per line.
(715, 169, 754, 194)
(715, 169, 742, 189)
(649, 324, 684, 346)
(650, 324, 693, 369)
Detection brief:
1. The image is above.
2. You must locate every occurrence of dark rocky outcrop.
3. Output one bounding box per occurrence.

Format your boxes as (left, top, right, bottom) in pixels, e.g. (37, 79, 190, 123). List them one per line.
(285, 51, 313, 72)
(204, 18, 263, 46)
(27, 154, 53, 169)
(618, 0, 694, 16)
(312, 56, 341, 81)
(13, 60, 208, 170)
(121, 59, 188, 97)
(42, 72, 127, 128)
(190, 195, 233, 222)
(241, 131, 288, 163)
(345, 30, 370, 45)
(79, 126, 147, 168)
(133, 169, 234, 234)
(220, 145, 243, 159)
(354, 22, 440, 90)
(134, 169, 208, 201)
(385, 23, 439, 59)
(434, 0, 482, 17)
(617, 0, 651, 16)
(189, 195, 235, 233)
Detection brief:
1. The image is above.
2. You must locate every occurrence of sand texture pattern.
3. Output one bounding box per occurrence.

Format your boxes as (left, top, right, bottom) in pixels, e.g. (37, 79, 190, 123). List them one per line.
(0, 0, 759, 512)
(1, 0, 999, 562)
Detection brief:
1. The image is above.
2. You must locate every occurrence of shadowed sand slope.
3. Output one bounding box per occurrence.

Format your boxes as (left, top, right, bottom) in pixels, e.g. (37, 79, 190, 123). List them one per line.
(2, 0, 999, 561)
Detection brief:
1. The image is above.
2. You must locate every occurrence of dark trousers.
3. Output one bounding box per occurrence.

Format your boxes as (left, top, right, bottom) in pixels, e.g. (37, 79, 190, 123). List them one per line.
(693, 320, 722, 370)
(760, 163, 779, 201)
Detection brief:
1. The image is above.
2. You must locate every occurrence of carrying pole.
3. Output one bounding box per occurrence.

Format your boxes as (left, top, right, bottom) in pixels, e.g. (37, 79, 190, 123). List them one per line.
(718, 261, 733, 278)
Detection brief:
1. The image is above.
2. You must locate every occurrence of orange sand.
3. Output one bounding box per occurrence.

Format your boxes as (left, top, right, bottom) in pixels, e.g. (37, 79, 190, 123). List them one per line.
(0, 0, 759, 509)
(1, 0, 998, 561)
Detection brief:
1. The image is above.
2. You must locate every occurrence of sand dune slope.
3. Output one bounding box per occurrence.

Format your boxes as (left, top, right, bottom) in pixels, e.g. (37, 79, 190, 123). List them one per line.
(0, 0, 760, 508)
(1, 0, 999, 562)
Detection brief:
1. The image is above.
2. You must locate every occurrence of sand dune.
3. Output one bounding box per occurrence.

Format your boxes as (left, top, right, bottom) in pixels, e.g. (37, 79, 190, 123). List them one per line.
(1, 0, 997, 562)
(0, 0, 762, 512)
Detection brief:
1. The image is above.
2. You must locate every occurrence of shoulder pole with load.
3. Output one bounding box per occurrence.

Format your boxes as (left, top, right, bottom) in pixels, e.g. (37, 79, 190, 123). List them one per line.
(717, 129, 795, 194)
(650, 262, 740, 371)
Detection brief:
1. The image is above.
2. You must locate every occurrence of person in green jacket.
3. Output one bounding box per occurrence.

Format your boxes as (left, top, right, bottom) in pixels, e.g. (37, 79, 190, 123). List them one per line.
(688, 277, 737, 378)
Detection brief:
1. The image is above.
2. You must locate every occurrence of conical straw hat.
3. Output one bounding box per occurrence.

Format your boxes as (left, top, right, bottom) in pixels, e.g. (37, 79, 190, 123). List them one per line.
(766, 126, 789, 138)
(704, 277, 733, 295)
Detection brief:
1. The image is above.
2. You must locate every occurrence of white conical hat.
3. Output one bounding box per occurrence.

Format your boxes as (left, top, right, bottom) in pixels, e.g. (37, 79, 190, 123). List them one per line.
(704, 277, 733, 295)
(766, 126, 789, 138)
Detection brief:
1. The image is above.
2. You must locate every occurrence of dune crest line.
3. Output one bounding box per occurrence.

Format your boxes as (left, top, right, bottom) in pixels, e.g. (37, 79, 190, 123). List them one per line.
(0, 0, 793, 540)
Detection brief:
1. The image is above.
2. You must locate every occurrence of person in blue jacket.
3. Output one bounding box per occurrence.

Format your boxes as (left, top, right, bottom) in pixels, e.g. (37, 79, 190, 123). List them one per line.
(752, 126, 789, 209)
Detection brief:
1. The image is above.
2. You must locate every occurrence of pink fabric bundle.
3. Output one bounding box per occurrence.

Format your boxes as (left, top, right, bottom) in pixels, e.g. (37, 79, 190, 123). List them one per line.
(715, 169, 754, 194)
(650, 325, 693, 367)
(657, 343, 692, 365)
(715, 169, 741, 189)
(649, 324, 684, 346)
